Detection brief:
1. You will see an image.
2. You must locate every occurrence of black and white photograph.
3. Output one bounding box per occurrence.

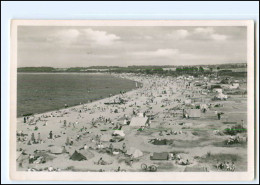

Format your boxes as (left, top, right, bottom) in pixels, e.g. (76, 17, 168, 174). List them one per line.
(9, 20, 255, 181)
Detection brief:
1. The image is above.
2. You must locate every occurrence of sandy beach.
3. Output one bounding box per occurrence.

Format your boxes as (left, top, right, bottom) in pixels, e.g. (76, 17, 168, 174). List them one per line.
(16, 73, 248, 172)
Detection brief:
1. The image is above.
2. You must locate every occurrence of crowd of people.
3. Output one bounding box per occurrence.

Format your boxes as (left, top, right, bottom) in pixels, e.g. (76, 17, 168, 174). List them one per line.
(16, 73, 246, 172)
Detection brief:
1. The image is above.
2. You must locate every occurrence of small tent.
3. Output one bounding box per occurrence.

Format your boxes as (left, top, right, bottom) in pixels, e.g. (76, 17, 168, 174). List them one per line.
(70, 150, 87, 161)
(184, 99, 192, 104)
(177, 76, 184, 80)
(200, 104, 209, 110)
(81, 150, 95, 160)
(50, 146, 67, 155)
(213, 88, 223, 94)
(138, 112, 145, 117)
(214, 93, 228, 100)
(201, 91, 208, 95)
(150, 152, 169, 160)
(220, 78, 230, 84)
(16, 151, 23, 161)
(193, 81, 203, 86)
(112, 130, 125, 137)
(100, 134, 112, 142)
(123, 119, 128, 125)
(184, 109, 201, 118)
(129, 117, 149, 127)
(229, 83, 239, 89)
(210, 84, 222, 90)
(151, 139, 167, 145)
(126, 147, 143, 158)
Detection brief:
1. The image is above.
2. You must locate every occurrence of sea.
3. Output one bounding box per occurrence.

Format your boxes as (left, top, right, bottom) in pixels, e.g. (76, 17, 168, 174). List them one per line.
(17, 73, 138, 117)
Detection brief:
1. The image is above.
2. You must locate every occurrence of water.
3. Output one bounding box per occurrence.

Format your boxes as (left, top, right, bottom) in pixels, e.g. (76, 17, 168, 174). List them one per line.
(17, 73, 137, 117)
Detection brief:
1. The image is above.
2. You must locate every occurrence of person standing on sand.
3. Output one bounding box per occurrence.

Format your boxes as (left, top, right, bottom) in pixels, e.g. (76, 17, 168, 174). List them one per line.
(129, 155, 134, 166)
(65, 137, 70, 146)
(97, 157, 103, 165)
(37, 133, 41, 143)
(70, 137, 74, 145)
(84, 144, 88, 150)
(116, 166, 121, 172)
(226, 161, 230, 171)
(96, 134, 100, 142)
(241, 119, 244, 127)
(109, 143, 113, 153)
(31, 133, 35, 142)
(76, 134, 79, 141)
(29, 154, 34, 164)
(216, 160, 220, 170)
(49, 131, 53, 139)
(231, 162, 235, 171)
(217, 112, 222, 120)
(122, 143, 126, 151)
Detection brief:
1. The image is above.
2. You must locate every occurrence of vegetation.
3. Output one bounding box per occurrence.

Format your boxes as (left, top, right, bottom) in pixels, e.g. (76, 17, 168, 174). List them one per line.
(199, 153, 241, 163)
(218, 71, 247, 77)
(17, 64, 247, 78)
(17, 67, 56, 72)
(224, 124, 247, 136)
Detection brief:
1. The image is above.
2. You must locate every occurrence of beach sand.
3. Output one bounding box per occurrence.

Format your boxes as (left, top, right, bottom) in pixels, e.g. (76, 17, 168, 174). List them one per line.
(16, 73, 248, 172)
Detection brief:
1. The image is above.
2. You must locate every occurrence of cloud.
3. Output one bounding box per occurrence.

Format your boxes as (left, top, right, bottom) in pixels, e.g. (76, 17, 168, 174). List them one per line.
(47, 29, 80, 44)
(47, 28, 120, 46)
(18, 26, 246, 67)
(132, 49, 180, 58)
(193, 27, 228, 41)
(176, 29, 190, 38)
(58, 29, 80, 40)
(144, 35, 153, 40)
(82, 28, 120, 46)
(167, 29, 190, 40)
(194, 27, 214, 34)
(130, 48, 228, 62)
(167, 27, 228, 41)
(153, 49, 179, 56)
(210, 33, 228, 41)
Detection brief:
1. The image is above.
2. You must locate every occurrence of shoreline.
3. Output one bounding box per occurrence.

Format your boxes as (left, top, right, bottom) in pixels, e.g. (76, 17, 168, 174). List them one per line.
(15, 73, 248, 172)
(17, 72, 112, 74)
(17, 73, 143, 118)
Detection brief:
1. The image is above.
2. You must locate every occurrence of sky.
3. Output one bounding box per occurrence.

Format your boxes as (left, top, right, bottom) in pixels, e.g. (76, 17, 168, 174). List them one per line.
(17, 26, 247, 67)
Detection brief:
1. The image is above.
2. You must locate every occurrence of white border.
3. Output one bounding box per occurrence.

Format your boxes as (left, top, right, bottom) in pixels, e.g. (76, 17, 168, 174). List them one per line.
(10, 20, 255, 181)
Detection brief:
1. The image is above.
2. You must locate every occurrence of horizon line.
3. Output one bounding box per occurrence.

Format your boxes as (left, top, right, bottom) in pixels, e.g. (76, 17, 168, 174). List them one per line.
(17, 62, 247, 68)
